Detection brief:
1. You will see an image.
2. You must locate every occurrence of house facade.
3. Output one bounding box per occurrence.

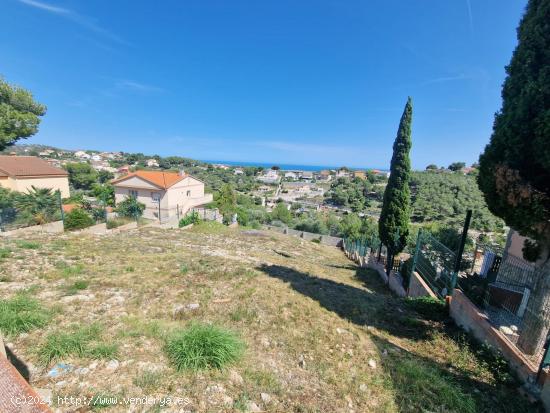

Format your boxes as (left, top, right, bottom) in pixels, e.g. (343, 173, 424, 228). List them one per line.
(0, 156, 70, 197)
(111, 170, 213, 221)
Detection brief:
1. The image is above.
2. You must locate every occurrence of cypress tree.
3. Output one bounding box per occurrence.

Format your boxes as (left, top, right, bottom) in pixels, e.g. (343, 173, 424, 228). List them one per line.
(378, 97, 413, 273)
(478, 0, 550, 262)
(477, 0, 550, 355)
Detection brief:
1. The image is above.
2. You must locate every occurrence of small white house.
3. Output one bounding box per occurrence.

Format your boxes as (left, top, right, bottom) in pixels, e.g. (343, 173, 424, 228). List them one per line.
(111, 170, 212, 221)
(146, 159, 160, 168)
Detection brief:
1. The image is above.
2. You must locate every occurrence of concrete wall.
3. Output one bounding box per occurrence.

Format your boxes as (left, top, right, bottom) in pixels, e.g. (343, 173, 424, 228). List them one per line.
(0, 220, 64, 236)
(263, 225, 343, 247)
(449, 289, 537, 383)
(408, 271, 438, 298)
(108, 221, 138, 233)
(77, 222, 107, 235)
(363, 254, 407, 297)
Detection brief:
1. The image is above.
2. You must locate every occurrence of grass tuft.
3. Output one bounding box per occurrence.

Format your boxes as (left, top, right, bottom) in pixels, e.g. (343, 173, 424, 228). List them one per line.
(65, 280, 89, 295)
(0, 293, 50, 336)
(38, 324, 117, 364)
(16, 240, 41, 249)
(165, 323, 244, 371)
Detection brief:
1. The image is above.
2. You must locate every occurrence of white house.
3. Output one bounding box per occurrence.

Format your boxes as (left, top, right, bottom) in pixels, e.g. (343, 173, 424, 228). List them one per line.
(234, 168, 244, 175)
(257, 169, 279, 184)
(284, 171, 298, 180)
(74, 151, 91, 159)
(111, 170, 212, 221)
(146, 159, 160, 168)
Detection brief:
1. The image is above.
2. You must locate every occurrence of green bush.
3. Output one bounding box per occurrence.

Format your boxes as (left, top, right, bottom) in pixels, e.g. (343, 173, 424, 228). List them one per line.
(64, 208, 94, 231)
(165, 323, 244, 371)
(179, 211, 200, 227)
(405, 296, 447, 321)
(116, 196, 145, 219)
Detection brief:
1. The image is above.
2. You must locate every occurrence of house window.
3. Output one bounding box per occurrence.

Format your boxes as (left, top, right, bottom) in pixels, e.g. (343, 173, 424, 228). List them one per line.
(151, 192, 160, 203)
(129, 190, 138, 198)
(186, 190, 191, 197)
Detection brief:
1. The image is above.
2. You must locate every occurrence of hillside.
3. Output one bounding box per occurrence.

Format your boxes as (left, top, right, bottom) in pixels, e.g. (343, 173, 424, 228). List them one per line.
(0, 223, 537, 412)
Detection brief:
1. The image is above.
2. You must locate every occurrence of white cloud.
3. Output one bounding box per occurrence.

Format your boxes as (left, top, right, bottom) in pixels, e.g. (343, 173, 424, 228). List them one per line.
(17, 0, 128, 45)
(115, 80, 164, 93)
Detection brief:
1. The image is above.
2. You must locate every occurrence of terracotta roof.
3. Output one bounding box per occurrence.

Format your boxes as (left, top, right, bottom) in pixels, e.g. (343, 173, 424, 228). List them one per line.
(0, 156, 68, 178)
(111, 170, 186, 189)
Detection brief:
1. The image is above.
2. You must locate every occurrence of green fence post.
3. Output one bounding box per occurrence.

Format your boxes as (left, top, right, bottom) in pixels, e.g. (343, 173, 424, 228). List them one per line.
(411, 229, 422, 277)
(451, 210, 473, 295)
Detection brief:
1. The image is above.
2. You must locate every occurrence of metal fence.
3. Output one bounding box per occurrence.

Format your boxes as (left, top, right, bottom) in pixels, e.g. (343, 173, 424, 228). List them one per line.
(410, 230, 458, 299)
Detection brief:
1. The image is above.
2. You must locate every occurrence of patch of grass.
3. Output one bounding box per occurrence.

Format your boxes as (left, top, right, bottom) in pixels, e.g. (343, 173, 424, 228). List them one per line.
(38, 324, 117, 365)
(165, 323, 245, 371)
(60, 263, 85, 278)
(391, 358, 476, 413)
(118, 317, 163, 339)
(16, 240, 41, 249)
(179, 263, 189, 275)
(0, 247, 12, 258)
(65, 280, 89, 295)
(233, 392, 250, 412)
(0, 293, 50, 336)
(244, 369, 282, 394)
(125, 266, 135, 273)
(0, 275, 12, 282)
(229, 306, 257, 322)
(133, 370, 163, 391)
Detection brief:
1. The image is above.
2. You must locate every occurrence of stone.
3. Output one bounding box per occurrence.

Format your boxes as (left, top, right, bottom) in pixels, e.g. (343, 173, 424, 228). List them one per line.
(60, 294, 95, 303)
(187, 303, 200, 310)
(75, 367, 90, 375)
(260, 337, 270, 348)
(246, 401, 262, 412)
(298, 354, 306, 368)
(55, 380, 67, 388)
(88, 361, 98, 370)
(336, 327, 347, 335)
(260, 392, 271, 403)
(106, 360, 119, 371)
(499, 326, 514, 335)
(222, 395, 233, 407)
(47, 363, 73, 378)
(359, 383, 368, 392)
(229, 370, 244, 385)
(368, 359, 377, 369)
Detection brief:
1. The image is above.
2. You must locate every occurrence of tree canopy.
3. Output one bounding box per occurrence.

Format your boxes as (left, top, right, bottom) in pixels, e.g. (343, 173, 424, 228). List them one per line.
(0, 77, 46, 150)
(379, 97, 413, 256)
(478, 0, 550, 260)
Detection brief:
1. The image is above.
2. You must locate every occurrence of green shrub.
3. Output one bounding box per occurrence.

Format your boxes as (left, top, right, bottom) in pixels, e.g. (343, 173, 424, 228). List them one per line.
(0, 293, 50, 336)
(179, 211, 200, 227)
(165, 323, 244, 371)
(65, 280, 89, 295)
(115, 196, 145, 219)
(405, 296, 447, 321)
(16, 240, 40, 249)
(64, 208, 94, 230)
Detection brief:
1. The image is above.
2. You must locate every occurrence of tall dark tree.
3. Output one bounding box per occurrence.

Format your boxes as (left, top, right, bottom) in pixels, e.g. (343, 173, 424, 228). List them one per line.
(478, 0, 550, 262)
(477, 0, 550, 356)
(379, 97, 413, 273)
(0, 77, 46, 150)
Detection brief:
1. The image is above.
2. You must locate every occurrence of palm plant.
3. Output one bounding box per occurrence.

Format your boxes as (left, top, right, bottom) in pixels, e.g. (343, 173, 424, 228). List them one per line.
(14, 187, 60, 224)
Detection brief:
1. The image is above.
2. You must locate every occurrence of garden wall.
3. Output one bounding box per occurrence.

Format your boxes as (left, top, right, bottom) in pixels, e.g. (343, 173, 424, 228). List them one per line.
(0, 220, 64, 237)
(408, 271, 438, 299)
(449, 289, 537, 383)
(263, 225, 343, 247)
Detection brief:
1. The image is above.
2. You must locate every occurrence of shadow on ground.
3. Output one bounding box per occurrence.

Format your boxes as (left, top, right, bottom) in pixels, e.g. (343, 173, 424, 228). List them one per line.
(257, 263, 542, 413)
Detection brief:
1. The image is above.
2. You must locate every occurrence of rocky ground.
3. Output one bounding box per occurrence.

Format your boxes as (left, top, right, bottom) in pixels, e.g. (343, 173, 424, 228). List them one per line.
(0, 222, 540, 412)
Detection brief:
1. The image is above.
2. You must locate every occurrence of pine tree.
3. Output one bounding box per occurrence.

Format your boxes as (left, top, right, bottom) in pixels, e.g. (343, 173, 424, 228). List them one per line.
(478, 0, 550, 261)
(378, 97, 413, 273)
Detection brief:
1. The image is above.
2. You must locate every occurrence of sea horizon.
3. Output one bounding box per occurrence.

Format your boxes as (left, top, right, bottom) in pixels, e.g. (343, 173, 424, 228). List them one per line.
(201, 159, 388, 172)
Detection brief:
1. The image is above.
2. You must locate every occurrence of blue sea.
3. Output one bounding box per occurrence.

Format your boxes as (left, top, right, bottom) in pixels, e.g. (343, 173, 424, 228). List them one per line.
(202, 159, 386, 172)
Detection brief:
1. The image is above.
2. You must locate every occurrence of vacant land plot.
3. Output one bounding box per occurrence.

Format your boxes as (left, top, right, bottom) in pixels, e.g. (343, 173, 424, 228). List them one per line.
(0, 222, 540, 412)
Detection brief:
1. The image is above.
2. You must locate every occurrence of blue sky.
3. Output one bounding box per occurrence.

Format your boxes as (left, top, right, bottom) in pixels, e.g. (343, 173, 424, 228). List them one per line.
(1, 0, 527, 169)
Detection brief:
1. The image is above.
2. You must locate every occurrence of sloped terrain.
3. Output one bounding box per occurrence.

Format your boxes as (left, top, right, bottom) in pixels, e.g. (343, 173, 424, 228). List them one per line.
(0, 223, 539, 412)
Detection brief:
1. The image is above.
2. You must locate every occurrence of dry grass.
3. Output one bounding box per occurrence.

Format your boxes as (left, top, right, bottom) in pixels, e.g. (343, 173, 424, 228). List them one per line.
(0, 223, 540, 412)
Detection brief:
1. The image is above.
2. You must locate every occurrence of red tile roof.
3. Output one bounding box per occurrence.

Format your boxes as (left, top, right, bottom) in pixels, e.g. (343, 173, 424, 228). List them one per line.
(111, 170, 186, 189)
(0, 156, 67, 178)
